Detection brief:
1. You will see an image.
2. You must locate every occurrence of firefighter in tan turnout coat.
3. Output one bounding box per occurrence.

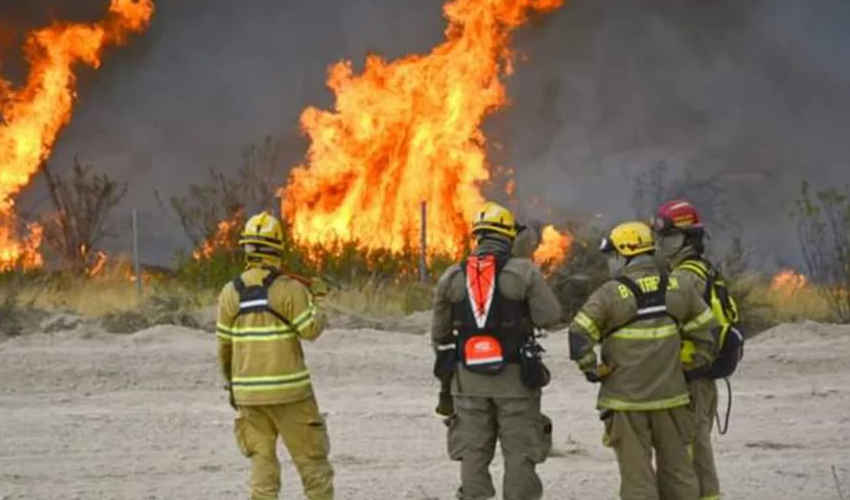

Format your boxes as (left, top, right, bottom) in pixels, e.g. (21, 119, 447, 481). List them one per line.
(568, 221, 719, 500)
(653, 200, 745, 500)
(432, 202, 563, 500)
(217, 211, 333, 500)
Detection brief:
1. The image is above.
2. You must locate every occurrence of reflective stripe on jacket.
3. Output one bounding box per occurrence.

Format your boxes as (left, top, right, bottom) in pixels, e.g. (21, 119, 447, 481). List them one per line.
(217, 267, 326, 405)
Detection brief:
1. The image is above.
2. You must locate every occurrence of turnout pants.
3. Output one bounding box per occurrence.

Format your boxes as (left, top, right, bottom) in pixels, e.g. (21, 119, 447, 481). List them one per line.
(689, 378, 720, 500)
(603, 406, 698, 500)
(233, 396, 334, 500)
(448, 395, 552, 500)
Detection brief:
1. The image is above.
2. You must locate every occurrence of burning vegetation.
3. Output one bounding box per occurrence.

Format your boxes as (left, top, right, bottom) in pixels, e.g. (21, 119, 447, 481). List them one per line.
(193, 211, 244, 261)
(0, 0, 155, 271)
(770, 269, 809, 297)
(281, 0, 567, 261)
(533, 225, 572, 268)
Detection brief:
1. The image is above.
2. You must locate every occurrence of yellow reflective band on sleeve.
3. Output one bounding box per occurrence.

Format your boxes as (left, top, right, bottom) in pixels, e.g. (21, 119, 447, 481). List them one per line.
(216, 323, 233, 340)
(231, 370, 312, 392)
(292, 304, 317, 333)
(611, 324, 679, 340)
(678, 260, 708, 280)
(683, 308, 715, 333)
(598, 393, 690, 411)
(574, 312, 601, 341)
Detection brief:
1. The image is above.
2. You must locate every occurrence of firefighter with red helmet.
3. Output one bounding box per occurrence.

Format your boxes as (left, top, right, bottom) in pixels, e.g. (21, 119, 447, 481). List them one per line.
(432, 202, 562, 500)
(652, 200, 744, 500)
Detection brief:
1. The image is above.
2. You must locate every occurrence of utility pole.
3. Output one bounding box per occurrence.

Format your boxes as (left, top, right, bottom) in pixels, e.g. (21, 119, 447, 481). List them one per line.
(419, 201, 429, 283)
(132, 209, 143, 299)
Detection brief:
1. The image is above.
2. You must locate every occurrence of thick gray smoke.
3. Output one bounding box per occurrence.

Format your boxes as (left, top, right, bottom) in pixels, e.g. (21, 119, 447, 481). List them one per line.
(494, 0, 850, 269)
(7, 0, 850, 268)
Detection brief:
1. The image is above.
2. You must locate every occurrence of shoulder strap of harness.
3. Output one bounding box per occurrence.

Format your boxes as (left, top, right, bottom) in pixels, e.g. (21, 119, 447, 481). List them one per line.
(233, 276, 247, 294)
(231, 268, 294, 329)
(677, 258, 718, 307)
(262, 268, 281, 288)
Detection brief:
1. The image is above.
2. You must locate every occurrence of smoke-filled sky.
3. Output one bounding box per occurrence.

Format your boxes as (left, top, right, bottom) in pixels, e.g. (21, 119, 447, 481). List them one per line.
(5, 0, 850, 268)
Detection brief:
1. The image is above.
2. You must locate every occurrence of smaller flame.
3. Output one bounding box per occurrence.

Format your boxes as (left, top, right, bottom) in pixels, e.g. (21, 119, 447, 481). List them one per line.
(87, 251, 109, 277)
(193, 213, 243, 261)
(770, 269, 808, 296)
(533, 225, 572, 268)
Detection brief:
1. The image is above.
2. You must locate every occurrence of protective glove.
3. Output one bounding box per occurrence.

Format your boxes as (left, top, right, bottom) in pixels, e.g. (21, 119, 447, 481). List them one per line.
(584, 363, 616, 383)
(435, 390, 454, 417)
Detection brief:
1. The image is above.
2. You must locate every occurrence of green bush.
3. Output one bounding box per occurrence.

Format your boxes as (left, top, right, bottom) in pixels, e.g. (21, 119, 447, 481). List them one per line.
(174, 249, 243, 291)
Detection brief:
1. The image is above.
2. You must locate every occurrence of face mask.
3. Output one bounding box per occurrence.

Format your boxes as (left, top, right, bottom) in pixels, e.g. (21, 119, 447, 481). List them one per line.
(657, 233, 686, 261)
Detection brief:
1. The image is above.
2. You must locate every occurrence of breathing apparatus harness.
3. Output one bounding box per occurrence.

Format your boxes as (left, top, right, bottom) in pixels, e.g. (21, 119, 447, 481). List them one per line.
(676, 257, 743, 436)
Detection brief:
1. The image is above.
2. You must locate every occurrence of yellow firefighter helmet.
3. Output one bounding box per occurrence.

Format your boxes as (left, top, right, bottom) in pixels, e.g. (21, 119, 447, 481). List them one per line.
(239, 211, 285, 253)
(600, 221, 655, 257)
(471, 202, 518, 239)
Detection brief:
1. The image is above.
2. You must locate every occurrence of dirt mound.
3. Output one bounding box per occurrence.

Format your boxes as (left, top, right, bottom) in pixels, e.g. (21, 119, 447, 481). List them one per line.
(753, 320, 850, 344)
(130, 324, 209, 344)
(326, 305, 431, 334)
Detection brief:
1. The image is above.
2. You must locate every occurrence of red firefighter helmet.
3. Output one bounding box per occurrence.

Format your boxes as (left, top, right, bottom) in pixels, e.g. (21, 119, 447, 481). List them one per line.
(652, 200, 703, 234)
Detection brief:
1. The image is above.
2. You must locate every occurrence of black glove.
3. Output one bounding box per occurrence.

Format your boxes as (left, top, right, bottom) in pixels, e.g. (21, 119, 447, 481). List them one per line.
(584, 370, 602, 383)
(435, 391, 454, 417)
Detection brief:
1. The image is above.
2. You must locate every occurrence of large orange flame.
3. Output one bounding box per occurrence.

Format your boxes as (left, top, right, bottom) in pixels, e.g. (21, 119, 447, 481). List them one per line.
(282, 0, 564, 259)
(0, 0, 155, 271)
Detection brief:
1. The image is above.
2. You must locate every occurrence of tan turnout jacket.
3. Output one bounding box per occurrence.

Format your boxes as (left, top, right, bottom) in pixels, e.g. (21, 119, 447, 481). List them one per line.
(217, 266, 326, 406)
(569, 256, 717, 411)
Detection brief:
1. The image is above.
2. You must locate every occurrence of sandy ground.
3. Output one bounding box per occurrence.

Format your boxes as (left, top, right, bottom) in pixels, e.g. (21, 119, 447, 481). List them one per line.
(1, 318, 849, 500)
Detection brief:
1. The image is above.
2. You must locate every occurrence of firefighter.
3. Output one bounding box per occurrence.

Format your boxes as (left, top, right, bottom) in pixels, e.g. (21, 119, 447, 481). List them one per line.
(217, 211, 334, 500)
(652, 200, 740, 500)
(568, 221, 719, 500)
(432, 201, 562, 500)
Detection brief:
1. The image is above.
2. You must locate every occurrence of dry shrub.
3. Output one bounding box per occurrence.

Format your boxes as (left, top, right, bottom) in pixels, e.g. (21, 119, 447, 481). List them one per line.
(0, 288, 23, 337)
(326, 279, 432, 318)
(718, 267, 837, 336)
(41, 158, 127, 271)
(792, 181, 850, 323)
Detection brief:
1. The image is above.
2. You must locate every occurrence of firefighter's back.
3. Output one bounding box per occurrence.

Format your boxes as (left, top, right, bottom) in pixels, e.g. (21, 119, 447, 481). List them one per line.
(216, 211, 334, 500)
